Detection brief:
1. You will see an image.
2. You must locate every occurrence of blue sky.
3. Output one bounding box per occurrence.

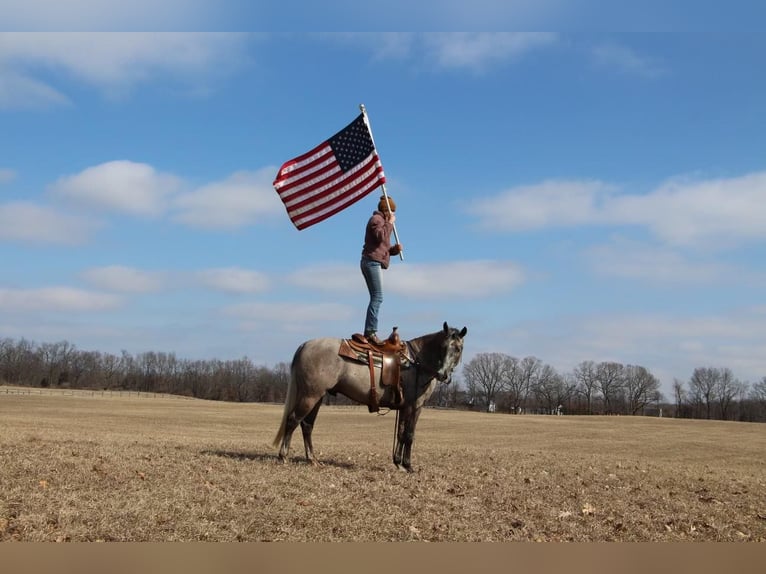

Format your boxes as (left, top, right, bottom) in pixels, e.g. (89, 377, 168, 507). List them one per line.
(1, 27, 765, 396)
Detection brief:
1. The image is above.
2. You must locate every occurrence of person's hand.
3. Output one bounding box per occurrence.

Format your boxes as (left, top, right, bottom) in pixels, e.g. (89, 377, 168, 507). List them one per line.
(391, 243, 404, 255)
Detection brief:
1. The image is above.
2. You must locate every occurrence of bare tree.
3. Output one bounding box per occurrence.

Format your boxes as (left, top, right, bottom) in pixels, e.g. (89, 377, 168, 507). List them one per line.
(689, 367, 719, 419)
(502, 356, 527, 413)
(715, 368, 747, 420)
(516, 356, 543, 413)
(37, 340, 76, 387)
(97, 353, 117, 389)
(623, 365, 661, 415)
(69, 350, 102, 388)
(748, 377, 766, 421)
(752, 377, 766, 403)
(143, 351, 180, 394)
(673, 378, 688, 418)
(462, 353, 511, 412)
(596, 362, 624, 414)
(573, 360, 600, 414)
(531, 364, 569, 414)
(0, 338, 36, 384)
(220, 358, 255, 402)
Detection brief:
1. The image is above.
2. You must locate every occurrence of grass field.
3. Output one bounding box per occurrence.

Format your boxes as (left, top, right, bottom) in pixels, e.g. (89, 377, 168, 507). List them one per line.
(1, 386, 764, 542)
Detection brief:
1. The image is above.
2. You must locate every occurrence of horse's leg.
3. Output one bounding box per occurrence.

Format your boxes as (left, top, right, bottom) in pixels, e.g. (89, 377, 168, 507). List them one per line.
(278, 411, 301, 463)
(280, 395, 323, 464)
(400, 407, 423, 473)
(300, 399, 323, 465)
(393, 407, 410, 471)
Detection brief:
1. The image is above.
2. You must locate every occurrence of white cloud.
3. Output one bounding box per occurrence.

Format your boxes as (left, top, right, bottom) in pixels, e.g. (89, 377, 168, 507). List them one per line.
(322, 33, 415, 60)
(468, 179, 615, 231)
(0, 286, 121, 312)
(0, 32, 248, 106)
(321, 32, 556, 71)
(0, 1, 221, 30)
(44, 162, 286, 229)
(0, 168, 18, 183)
(473, 307, 766, 389)
(0, 201, 100, 244)
(287, 264, 360, 294)
(571, 311, 766, 383)
(47, 162, 283, 227)
(424, 33, 557, 70)
(609, 172, 766, 246)
(391, 260, 526, 298)
(591, 43, 666, 78)
(423, 1, 567, 27)
(81, 265, 166, 293)
(324, 2, 571, 29)
(172, 169, 283, 229)
(469, 172, 766, 248)
(81, 265, 272, 295)
(224, 301, 354, 324)
(196, 267, 271, 294)
(0, 70, 72, 109)
(584, 238, 766, 286)
(288, 260, 525, 299)
(49, 160, 183, 217)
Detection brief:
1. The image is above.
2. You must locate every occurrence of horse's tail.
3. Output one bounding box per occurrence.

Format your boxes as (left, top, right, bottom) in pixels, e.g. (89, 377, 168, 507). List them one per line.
(272, 343, 302, 448)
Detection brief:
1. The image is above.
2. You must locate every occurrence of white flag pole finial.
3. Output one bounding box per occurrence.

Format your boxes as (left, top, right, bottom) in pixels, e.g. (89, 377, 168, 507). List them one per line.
(359, 104, 403, 260)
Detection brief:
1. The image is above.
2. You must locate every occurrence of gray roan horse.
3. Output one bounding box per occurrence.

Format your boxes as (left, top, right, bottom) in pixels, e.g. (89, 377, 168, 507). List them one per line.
(273, 322, 467, 472)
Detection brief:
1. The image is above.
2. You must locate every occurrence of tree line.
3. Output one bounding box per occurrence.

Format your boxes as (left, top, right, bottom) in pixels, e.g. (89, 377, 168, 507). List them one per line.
(0, 338, 289, 404)
(458, 352, 766, 422)
(1, 337, 764, 422)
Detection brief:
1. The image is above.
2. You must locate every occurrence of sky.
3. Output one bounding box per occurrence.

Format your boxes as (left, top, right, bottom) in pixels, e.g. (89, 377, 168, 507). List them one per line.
(1, 24, 765, 396)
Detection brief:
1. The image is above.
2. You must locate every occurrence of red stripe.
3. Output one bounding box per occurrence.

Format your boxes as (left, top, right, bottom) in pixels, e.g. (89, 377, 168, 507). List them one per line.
(284, 153, 379, 208)
(277, 160, 342, 202)
(294, 188, 373, 230)
(274, 151, 336, 195)
(273, 141, 329, 184)
(288, 163, 384, 215)
(288, 167, 385, 229)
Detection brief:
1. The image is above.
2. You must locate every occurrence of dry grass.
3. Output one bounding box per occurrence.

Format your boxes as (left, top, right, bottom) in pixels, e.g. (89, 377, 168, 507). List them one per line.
(1, 386, 765, 542)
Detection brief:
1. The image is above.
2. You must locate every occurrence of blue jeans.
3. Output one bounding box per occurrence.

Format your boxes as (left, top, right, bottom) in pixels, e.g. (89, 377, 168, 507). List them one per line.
(360, 256, 383, 335)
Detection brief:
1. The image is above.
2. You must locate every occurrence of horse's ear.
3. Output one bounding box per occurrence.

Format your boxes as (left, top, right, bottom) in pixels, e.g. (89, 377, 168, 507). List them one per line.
(443, 321, 449, 333)
(459, 326, 467, 338)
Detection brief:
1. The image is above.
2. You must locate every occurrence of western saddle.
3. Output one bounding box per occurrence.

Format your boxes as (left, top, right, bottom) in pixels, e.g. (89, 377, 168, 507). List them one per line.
(338, 327, 410, 412)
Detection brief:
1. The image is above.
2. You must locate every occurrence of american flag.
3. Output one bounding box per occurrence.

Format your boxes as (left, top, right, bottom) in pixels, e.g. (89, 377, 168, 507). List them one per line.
(273, 113, 386, 230)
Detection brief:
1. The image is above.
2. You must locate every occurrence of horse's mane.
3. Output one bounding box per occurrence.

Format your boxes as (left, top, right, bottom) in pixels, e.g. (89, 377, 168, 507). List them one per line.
(406, 324, 464, 364)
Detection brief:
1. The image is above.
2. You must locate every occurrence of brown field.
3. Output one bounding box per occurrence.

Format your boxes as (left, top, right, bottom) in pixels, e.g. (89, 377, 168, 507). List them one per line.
(1, 386, 765, 542)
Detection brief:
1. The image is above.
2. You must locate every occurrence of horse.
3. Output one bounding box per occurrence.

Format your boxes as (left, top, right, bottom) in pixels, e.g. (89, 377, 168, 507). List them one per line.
(273, 322, 468, 472)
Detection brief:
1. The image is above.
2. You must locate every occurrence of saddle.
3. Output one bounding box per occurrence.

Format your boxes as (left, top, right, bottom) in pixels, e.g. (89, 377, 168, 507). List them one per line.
(338, 327, 411, 412)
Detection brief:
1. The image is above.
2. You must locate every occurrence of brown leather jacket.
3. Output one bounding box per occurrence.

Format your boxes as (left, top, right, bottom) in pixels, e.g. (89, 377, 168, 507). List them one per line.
(361, 211, 399, 269)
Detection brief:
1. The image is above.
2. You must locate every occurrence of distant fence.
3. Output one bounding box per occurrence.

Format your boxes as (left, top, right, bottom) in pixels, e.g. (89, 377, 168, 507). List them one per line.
(0, 385, 196, 401)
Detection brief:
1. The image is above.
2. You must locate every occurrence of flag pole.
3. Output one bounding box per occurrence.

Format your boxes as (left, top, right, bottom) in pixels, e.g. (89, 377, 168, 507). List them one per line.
(359, 104, 404, 260)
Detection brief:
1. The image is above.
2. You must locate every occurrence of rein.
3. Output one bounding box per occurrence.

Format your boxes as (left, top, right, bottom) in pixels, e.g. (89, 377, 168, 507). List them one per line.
(405, 340, 444, 382)
(392, 409, 399, 461)
(391, 341, 448, 458)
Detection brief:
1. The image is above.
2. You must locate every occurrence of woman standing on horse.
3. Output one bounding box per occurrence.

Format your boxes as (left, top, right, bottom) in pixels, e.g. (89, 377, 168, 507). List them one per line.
(360, 194, 403, 345)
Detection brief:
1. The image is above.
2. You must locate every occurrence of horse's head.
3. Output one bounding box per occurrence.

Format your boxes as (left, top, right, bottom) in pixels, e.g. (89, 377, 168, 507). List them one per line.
(413, 322, 468, 383)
